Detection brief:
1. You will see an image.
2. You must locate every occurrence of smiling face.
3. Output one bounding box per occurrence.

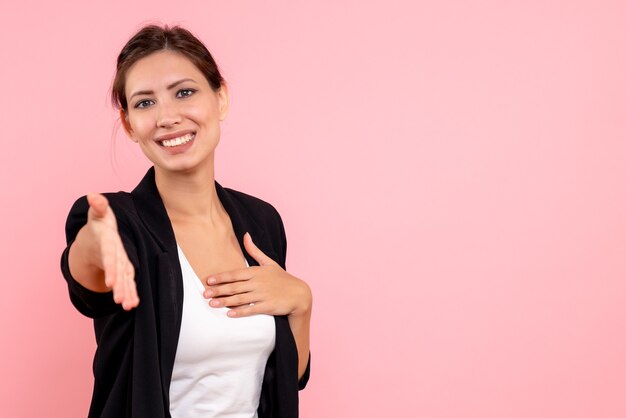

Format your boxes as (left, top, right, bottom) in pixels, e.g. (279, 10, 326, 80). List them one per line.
(122, 50, 229, 174)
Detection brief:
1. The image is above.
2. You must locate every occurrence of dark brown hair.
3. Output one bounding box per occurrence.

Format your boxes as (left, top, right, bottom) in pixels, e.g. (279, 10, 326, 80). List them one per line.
(111, 25, 225, 111)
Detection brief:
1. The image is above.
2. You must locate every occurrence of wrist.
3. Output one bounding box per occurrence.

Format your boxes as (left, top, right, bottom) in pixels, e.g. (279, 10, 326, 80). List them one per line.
(289, 280, 313, 318)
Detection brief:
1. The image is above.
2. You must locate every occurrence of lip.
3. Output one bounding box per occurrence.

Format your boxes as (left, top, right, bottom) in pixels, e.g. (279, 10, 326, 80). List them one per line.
(154, 130, 196, 142)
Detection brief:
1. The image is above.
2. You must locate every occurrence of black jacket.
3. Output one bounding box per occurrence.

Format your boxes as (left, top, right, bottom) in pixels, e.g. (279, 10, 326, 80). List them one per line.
(60, 167, 309, 418)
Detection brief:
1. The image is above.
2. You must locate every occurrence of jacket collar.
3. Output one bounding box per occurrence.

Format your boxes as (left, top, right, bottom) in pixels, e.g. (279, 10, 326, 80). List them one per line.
(129, 167, 269, 265)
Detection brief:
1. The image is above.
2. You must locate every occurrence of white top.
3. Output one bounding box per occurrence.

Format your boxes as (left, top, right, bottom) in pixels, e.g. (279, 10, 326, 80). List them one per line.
(169, 246, 276, 418)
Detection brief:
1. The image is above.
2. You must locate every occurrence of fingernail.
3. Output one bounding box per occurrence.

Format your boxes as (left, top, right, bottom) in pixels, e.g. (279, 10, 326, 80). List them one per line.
(227, 310, 237, 317)
(205, 289, 214, 297)
(210, 299, 221, 307)
(207, 277, 217, 284)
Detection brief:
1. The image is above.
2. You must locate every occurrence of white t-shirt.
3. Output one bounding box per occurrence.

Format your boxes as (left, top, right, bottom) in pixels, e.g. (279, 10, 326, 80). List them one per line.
(169, 246, 276, 418)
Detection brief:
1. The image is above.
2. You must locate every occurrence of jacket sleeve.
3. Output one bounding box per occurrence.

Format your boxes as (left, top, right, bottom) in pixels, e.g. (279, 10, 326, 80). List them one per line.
(274, 207, 311, 390)
(59, 195, 138, 318)
(298, 352, 311, 390)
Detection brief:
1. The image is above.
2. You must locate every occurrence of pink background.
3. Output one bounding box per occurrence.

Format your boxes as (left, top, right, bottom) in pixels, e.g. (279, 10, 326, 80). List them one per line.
(1, 1, 625, 417)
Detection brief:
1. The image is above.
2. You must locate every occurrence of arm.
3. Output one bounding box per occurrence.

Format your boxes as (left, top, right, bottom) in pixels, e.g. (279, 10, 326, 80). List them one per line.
(65, 193, 139, 311)
(287, 295, 312, 382)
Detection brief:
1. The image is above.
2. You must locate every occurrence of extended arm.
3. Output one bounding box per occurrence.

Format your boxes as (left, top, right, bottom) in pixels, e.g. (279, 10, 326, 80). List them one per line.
(67, 193, 139, 310)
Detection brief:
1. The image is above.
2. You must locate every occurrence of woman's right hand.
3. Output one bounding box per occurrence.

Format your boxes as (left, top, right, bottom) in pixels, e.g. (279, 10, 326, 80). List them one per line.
(69, 193, 139, 310)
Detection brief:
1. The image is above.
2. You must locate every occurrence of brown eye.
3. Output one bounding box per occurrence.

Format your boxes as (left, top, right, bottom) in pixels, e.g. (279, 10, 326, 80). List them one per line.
(134, 99, 154, 109)
(177, 89, 196, 98)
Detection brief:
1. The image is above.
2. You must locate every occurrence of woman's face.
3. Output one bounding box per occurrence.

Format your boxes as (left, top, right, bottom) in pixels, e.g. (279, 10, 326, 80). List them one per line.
(123, 50, 228, 173)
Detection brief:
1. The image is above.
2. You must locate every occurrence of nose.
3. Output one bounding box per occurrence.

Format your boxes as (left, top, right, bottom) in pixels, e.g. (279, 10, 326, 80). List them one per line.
(156, 101, 182, 128)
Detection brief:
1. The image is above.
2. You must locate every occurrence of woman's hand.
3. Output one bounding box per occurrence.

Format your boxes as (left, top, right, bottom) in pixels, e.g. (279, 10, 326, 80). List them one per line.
(204, 231, 312, 380)
(203, 232, 312, 318)
(69, 193, 139, 310)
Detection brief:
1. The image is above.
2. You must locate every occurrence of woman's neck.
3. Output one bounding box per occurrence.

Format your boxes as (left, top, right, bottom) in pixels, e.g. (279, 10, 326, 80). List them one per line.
(154, 162, 225, 224)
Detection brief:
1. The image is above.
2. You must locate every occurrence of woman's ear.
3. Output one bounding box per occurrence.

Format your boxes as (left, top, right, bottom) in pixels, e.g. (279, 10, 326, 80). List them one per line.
(217, 83, 230, 121)
(120, 109, 138, 142)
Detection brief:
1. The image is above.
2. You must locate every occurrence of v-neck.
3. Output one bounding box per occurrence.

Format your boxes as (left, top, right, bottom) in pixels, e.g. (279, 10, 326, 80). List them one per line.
(130, 167, 274, 266)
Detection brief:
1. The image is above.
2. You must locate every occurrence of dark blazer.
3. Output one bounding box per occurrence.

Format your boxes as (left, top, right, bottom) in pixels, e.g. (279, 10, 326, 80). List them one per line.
(60, 167, 309, 418)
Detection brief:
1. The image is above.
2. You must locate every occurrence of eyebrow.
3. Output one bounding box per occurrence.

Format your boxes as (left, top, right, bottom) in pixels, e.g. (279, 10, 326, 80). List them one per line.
(128, 78, 197, 102)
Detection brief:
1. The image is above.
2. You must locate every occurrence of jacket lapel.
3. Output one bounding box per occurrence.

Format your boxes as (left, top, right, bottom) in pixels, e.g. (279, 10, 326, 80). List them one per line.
(215, 182, 276, 267)
(130, 168, 182, 405)
(129, 167, 175, 251)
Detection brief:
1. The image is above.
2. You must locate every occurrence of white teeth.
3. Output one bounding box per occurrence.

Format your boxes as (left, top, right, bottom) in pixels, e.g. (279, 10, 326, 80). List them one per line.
(160, 133, 194, 147)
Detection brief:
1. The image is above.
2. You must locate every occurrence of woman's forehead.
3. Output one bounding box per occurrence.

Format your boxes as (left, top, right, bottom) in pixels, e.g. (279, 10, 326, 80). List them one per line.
(125, 50, 205, 92)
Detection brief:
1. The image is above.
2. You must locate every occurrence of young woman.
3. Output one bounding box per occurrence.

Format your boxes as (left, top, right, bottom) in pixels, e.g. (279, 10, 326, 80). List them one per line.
(60, 25, 311, 418)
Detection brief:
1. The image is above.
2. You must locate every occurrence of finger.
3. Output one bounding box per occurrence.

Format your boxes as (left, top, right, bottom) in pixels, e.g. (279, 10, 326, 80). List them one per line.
(122, 257, 139, 311)
(130, 264, 139, 307)
(123, 261, 139, 310)
(227, 301, 267, 318)
(121, 258, 134, 310)
(112, 240, 125, 304)
(206, 268, 254, 285)
(243, 232, 277, 266)
(101, 234, 118, 289)
(209, 292, 255, 309)
(204, 281, 254, 299)
(87, 193, 110, 219)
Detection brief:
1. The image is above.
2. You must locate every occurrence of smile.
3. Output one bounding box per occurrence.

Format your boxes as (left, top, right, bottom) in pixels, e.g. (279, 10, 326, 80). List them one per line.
(158, 133, 195, 147)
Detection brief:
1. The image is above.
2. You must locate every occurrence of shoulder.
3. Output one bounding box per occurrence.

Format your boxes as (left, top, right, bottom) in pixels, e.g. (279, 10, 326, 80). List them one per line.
(66, 191, 134, 216)
(220, 185, 284, 224)
(64, 192, 136, 242)
(218, 185, 288, 265)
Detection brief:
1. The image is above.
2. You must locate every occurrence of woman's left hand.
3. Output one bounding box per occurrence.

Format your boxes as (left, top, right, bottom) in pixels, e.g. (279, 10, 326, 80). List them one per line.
(203, 232, 312, 318)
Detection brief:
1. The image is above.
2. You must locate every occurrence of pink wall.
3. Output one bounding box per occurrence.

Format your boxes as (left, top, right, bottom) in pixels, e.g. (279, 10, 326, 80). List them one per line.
(2, 1, 625, 417)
